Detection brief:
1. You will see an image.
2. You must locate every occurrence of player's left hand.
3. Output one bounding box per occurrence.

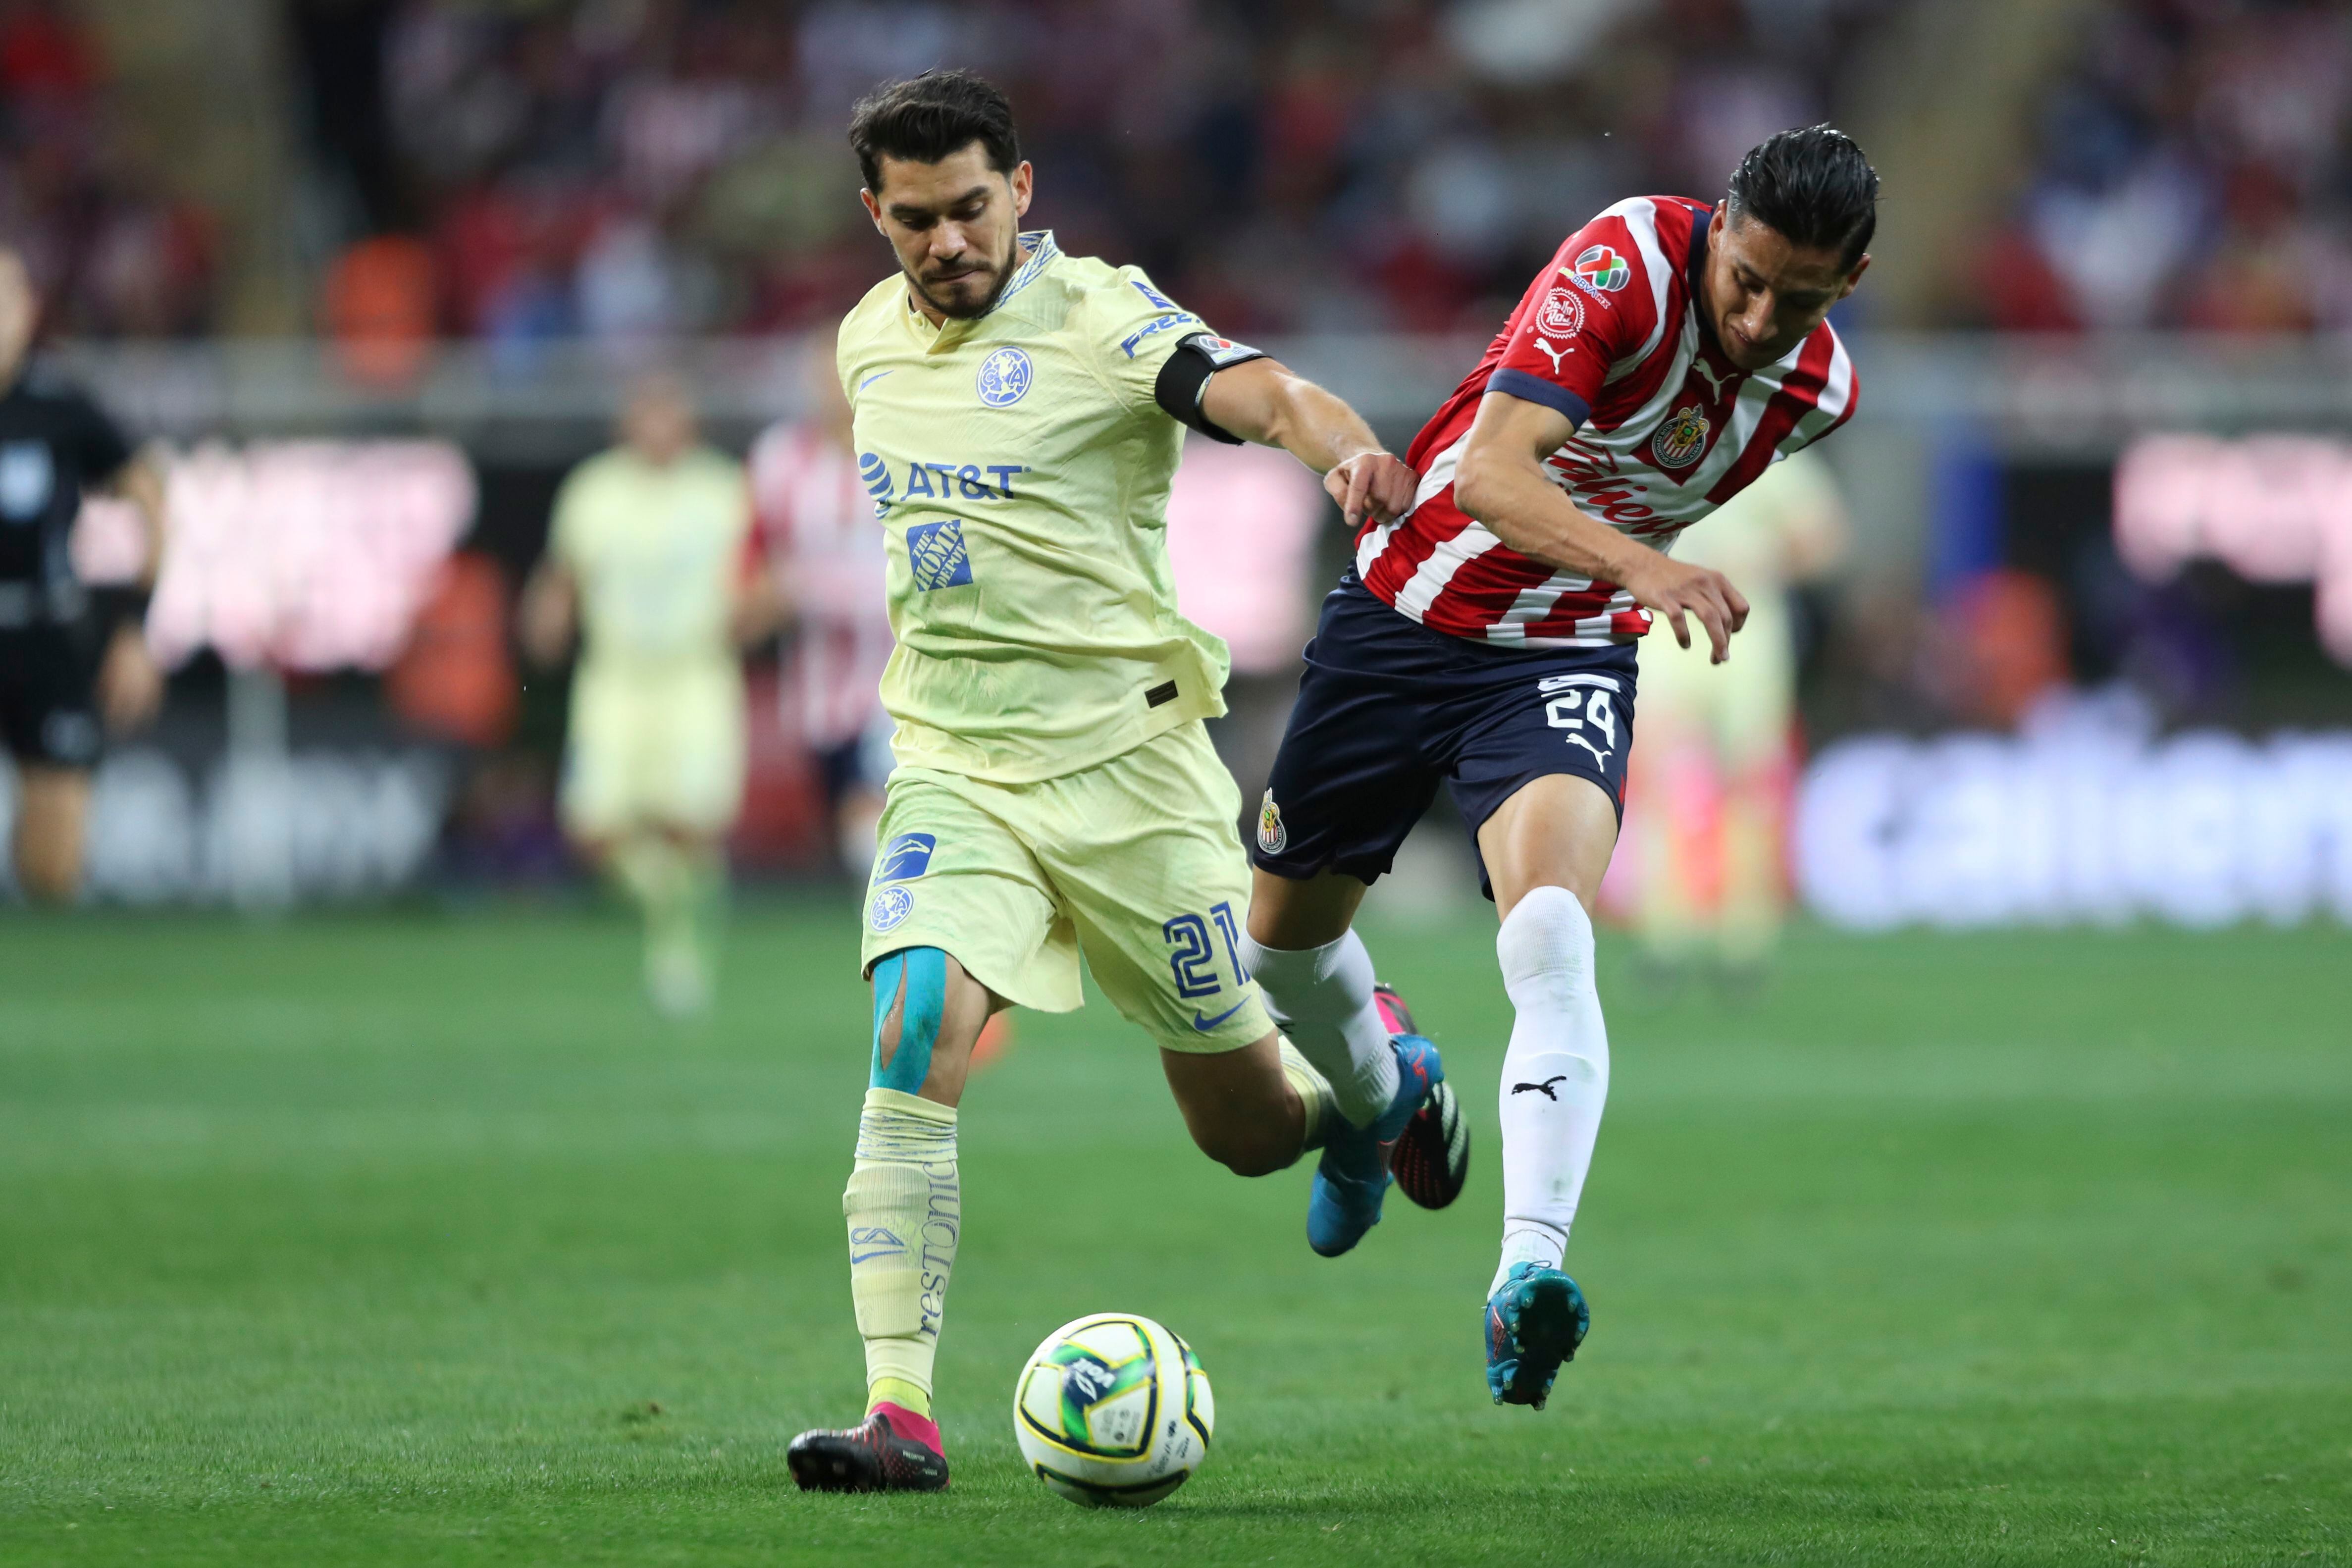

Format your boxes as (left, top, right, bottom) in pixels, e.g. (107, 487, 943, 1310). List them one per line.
(97, 624, 164, 733)
(1325, 451, 1418, 531)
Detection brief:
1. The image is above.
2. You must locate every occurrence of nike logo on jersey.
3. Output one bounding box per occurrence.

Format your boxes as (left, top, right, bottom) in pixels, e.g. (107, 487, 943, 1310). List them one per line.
(1512, 1076, 1569, 1099)
(1191, 998, 1251, 1033)
(857, 370, 894, 392)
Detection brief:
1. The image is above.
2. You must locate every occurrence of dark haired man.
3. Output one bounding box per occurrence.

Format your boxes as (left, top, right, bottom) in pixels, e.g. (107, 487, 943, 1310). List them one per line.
(1241, 125, 1875, 1411)
(0, 246, 167, 903)
(788, 71, 1463, 1493)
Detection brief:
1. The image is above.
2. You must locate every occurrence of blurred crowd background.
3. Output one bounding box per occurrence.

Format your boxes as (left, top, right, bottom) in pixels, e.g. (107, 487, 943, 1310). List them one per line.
(3, 0, 2350, 937)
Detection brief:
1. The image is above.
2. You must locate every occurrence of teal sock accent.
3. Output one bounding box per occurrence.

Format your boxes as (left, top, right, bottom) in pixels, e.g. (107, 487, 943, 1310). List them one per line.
(870, 947, 948, 1094)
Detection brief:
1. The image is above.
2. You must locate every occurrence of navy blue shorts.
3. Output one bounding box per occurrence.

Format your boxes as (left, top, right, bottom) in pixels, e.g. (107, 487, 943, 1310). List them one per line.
(1252, 575, 1636, 900)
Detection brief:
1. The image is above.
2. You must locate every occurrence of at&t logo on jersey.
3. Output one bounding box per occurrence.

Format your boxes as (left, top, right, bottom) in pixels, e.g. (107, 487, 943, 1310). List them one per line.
(975, 346, 1034, 407)
(1651, 404, 1713, 468)
(1537, 286, 1585, 338)
(1570, 245, 1630, 293)
(859, 451, 895, 516)
(906, 520, 974, 590)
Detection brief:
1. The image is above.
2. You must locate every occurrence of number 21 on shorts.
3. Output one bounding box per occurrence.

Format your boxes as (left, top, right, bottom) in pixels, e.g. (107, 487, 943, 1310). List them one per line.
(1162, 901, 1250, 999)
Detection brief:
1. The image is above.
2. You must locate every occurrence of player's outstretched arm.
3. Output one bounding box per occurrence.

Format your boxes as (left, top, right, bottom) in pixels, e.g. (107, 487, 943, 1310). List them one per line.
(1453, 391, 1750, 663)
(518, 560, 579, 668)
(1197, 359, 1417, 530)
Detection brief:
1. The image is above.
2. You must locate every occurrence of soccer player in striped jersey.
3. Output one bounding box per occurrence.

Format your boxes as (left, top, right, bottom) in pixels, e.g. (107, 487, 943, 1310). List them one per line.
(1241, 125, 1877, 1410)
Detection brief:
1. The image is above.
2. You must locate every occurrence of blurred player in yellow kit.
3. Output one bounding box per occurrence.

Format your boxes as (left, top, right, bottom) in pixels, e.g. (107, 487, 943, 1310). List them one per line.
(785, 71, 1456, 1495)
(521, 371, 765, 1017)
(1626, 448, 1846, 979)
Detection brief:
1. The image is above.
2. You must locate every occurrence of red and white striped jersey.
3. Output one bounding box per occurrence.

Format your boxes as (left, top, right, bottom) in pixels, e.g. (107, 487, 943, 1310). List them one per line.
(1357, 196, 1858, 647)
(747, 420, 895, 750)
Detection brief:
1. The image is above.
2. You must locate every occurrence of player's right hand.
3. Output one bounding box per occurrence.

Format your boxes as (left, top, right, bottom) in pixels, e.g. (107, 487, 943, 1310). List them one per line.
(1324, 451, 1418, 531)
(1620, 554, 1749, 664)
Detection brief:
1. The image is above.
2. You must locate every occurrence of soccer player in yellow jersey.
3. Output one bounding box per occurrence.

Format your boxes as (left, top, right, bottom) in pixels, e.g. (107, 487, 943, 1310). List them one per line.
(521, 372, 766, 1017)
(788, 72, 1464, 1494)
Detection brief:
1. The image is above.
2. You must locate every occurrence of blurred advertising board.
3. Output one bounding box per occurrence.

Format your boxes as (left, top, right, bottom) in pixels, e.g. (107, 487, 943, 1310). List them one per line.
(1797, 689, 2352, 930)
(42, 440, 476, 906)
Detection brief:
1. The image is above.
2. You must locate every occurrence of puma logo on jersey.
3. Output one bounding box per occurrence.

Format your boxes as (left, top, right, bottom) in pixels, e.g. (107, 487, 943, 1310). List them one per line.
(1512, 1076, 1570, 1099)
(1532, 336, 1572, 376)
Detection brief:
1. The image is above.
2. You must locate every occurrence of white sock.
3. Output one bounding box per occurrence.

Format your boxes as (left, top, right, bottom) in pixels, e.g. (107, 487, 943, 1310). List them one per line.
(1240, 930, 1399, 1129)
(1489, 886, 1610, 1298)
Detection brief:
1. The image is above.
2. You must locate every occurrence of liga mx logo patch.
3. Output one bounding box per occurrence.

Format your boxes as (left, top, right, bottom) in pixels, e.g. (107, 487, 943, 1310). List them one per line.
(1651, 404, 1712, 468)
(1257, 791, 1287, 855)
(870, 886, 915, 933)
(906, 520, 974, 590)
(1570, 244, 1630, 293)
(975, 346, 1033, 407)
(875, 832, 936, 883)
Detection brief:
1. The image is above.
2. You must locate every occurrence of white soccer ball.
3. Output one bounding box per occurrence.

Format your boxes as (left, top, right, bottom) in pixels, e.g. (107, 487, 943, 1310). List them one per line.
(1011, 1312, 1213, 1508)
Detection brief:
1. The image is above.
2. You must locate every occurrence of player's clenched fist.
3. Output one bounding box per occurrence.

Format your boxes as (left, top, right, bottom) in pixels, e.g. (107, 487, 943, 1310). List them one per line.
(1619, 553, 1750, 664)
(1324, 451, 1418, 530)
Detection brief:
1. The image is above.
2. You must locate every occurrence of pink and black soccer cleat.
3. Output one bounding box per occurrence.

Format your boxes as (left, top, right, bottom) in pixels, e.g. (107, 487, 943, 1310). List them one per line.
(1377, 984, 1470, 1210)
(787, 1404, 950, 1493)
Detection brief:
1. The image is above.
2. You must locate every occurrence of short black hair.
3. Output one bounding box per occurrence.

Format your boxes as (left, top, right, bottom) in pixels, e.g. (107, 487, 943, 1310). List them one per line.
(847, 69, 1021, 194)
(1725, 124, 1879, 271)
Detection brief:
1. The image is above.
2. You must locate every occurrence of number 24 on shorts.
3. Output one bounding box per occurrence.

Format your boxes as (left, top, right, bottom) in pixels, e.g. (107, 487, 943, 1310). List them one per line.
(1541, 675, 1619, 768)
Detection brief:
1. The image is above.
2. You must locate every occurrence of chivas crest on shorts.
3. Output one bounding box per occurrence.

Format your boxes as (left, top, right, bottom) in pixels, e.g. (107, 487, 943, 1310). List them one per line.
(1257, 791, 1287, 854)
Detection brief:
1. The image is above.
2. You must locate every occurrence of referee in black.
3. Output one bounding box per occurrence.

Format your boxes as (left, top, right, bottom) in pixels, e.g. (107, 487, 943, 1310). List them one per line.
(0, 245, 166, 904)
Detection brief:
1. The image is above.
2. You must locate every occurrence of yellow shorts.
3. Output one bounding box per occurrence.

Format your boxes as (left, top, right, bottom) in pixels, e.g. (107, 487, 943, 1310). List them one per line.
(560, 659, 745, 839)
(858, 721, 1273, 1053)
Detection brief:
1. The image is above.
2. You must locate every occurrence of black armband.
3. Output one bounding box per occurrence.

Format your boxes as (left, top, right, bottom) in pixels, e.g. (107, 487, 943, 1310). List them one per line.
(1151, 331, 1268, 445)
(87, 584, 152, 640)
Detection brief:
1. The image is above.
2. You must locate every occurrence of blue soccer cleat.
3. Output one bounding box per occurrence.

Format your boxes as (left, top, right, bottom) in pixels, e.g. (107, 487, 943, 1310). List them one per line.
(1485, 1262, 1590, 1409)
(1307, 1035, 1443, 1257)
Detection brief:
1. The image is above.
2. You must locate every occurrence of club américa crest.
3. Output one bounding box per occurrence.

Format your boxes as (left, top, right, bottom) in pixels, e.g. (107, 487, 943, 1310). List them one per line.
(1651, 404, 1712, 469)
(1257, 791, 1287, 855)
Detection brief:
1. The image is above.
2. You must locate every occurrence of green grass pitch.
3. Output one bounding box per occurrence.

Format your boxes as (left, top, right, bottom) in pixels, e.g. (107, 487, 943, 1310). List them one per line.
(1, 901, 2347, 1566)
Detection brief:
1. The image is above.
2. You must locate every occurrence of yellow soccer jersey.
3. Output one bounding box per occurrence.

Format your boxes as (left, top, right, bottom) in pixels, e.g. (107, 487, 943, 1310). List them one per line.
(837, 230, 1252, 784)
(551, 445, 751, 668)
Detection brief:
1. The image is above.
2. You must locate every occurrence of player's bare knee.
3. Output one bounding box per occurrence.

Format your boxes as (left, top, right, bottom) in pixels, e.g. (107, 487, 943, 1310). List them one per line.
(1192, 1116, 1291, 1178)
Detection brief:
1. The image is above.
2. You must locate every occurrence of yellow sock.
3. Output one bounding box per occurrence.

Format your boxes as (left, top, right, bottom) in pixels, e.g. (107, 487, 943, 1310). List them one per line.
(868, 1376, 930, 1418)
(1278, 1036, 1333, 1151)
(843, 1088, 959, 1416)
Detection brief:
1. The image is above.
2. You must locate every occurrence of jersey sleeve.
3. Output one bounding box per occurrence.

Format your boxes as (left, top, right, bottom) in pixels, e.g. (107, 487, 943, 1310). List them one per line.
(61, 387, 133, 482)
(1088, 267, 1263, 421)
(547, 466, 591, 571)
(1483, 210, 1662, 429)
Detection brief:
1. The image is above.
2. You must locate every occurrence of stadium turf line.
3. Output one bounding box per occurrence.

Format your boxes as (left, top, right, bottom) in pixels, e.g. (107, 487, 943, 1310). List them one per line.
(0, 900, 2346, 1566)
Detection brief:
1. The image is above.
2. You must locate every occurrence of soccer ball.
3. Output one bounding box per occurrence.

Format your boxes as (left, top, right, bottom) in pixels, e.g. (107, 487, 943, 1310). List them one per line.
(1011, 1312, 1213, 1508)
